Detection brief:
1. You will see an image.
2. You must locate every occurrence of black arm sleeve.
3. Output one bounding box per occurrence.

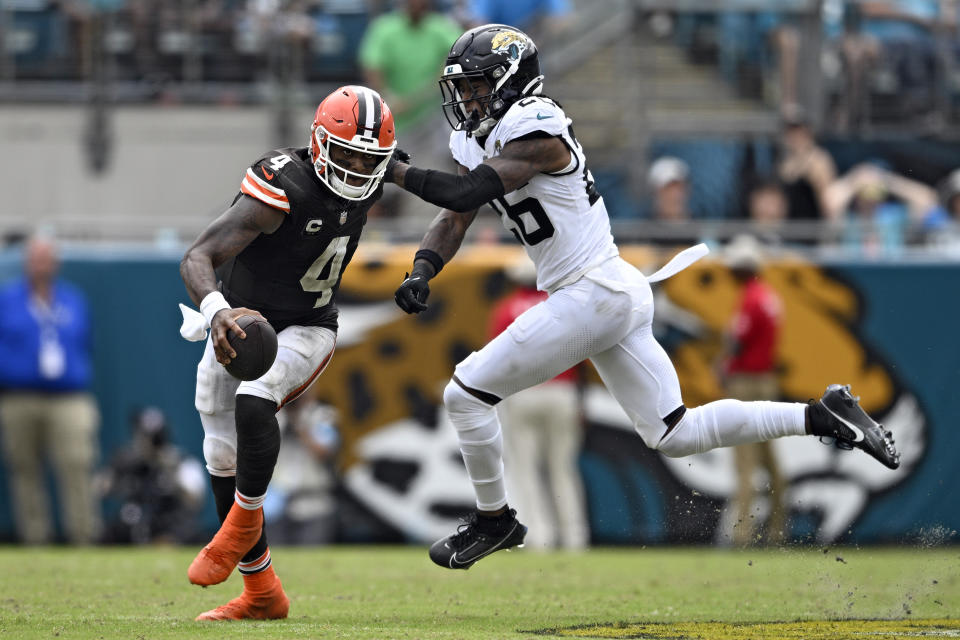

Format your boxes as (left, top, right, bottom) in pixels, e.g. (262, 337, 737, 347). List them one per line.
(402, 163, 506, 212)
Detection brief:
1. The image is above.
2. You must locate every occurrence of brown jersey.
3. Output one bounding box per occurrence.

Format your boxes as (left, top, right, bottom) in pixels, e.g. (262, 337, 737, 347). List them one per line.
(216, 147, 381, 332)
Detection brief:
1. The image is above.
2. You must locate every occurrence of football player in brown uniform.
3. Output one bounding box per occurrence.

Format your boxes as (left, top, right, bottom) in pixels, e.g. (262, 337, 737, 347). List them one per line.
(180, 85, 397, 620)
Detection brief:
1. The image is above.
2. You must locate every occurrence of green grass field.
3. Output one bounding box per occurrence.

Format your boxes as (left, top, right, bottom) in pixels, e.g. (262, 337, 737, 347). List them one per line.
(0, 546, 957, 639)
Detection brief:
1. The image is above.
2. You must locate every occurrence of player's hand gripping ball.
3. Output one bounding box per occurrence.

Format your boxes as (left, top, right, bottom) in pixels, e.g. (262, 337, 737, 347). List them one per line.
(225, 315, 278, 381)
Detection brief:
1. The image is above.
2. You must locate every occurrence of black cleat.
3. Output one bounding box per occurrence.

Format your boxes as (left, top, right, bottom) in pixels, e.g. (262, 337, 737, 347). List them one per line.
(429, 509, 527, 570)
(809, 384, 900, 469)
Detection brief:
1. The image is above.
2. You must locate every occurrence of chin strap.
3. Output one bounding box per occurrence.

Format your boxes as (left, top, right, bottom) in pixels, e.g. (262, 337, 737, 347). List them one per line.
(473, 118, 496, 137)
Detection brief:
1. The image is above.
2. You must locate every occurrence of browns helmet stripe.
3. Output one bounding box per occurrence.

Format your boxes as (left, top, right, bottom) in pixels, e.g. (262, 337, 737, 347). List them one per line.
(354, 86, 382, 140)
(369, 89, 382, 139)
(355, 86, 367, 135)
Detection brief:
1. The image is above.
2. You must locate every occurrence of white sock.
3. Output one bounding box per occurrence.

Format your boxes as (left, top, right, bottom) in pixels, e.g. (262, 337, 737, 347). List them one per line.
(238, 548, 272, 575)
(443, 381, 508, 511)
(657, 399, 806, 457)
(235, 489, 266, 510)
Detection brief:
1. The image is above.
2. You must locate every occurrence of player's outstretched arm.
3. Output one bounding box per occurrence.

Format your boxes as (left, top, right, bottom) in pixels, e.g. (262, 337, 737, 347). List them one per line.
(180, 195, 284, 363)
(394, 165, 479, 314)
(392, 138, 569, 314)
(387, 136, 569, 213)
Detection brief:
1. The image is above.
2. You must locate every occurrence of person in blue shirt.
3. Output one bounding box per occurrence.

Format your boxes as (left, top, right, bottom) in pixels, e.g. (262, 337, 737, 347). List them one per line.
(466, 0, 570, 42)
(823, 162, 938, 257)
(0, 235, 100, 544)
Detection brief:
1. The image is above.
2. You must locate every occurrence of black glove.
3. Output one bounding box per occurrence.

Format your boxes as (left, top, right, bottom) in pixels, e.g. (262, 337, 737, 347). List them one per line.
(395, 270, 430, 314)
(384, 148, 411, 184)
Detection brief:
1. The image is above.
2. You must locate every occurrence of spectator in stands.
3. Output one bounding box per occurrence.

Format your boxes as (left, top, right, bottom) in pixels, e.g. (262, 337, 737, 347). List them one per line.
(824, 162, 939, 256)
(836, 1, 948, 127)
(465, 0, 571, 43)
(359, 0, 461, 219)
(926, 168, 960, 251)
(648, 156, 692, 222)
(857, 0, 941, 34)
(719, 234, 787, 547)
(0, 235, 101, 544)
(360, 0, 460, 138)
(55, 0, 95, 78)
(776, 106, 837, 222)
(264, 396, 340, 545)
(830, 2, 880, 133)
(717, 10, 800, 110)
(493, 255, 589, 551)
(97, 406, 206, 544)
(746, 178, 789, 246)
(766, 15, 801, 111)
(230, 0, 316, 87)
(940, 169, 960, 215)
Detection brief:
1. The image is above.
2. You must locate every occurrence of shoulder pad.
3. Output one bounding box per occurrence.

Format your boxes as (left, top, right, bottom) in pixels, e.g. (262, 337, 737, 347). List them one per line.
(239, 150, 297, 213)
(494, 97, 567, 145)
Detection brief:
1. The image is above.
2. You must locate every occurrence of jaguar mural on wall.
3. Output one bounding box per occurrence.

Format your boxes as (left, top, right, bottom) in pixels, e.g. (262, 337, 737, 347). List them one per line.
(319, 246, 928, 545)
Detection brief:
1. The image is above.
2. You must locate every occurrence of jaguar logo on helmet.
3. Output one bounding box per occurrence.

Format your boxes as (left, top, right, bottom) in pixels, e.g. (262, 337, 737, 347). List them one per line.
(490, 31, 527, 61)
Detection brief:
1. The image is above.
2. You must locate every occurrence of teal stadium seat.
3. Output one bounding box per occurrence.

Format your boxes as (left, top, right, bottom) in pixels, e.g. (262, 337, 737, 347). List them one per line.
(306, 10, 369, 82)
(7, 8, 70, 79)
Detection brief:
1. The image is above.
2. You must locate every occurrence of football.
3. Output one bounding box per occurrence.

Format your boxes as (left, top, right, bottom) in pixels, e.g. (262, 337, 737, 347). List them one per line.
(224, 315, 278, 381)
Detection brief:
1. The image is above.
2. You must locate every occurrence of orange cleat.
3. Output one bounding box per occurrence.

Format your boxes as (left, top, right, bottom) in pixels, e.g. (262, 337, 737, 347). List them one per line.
(188, 504, 263, 586)
(195, 567, 289, 621)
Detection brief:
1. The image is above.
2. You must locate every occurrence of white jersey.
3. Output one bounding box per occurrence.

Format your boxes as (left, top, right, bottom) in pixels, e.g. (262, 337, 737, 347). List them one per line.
(449, 96, 619, 293)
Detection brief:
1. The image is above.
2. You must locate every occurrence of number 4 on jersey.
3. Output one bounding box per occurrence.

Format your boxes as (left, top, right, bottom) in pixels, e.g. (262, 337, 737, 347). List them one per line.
(268, 154, 292, 172)
(300, 236, 349, 307)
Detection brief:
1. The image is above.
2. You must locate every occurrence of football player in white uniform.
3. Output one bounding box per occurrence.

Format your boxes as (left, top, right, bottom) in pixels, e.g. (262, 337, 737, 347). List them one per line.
(384, 24, 900, 570)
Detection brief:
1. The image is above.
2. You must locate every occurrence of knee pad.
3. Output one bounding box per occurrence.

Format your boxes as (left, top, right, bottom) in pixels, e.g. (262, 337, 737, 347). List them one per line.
(443, 380, 502, 450)
(443, 380, 495, 422)
(203, 435, 237, 476)
(199, 410, 237, 475)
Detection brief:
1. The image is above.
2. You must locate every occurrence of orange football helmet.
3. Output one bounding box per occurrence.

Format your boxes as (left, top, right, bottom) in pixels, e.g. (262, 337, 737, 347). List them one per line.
(309, 85, 397, 201)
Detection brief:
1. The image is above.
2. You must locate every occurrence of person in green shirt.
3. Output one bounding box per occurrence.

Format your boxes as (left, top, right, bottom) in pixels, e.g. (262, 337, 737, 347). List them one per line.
(359, 0, 462, 219)
(360, 0, 462, 133)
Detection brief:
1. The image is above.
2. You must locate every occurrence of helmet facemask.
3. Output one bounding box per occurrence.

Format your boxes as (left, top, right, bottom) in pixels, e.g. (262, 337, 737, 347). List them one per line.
(310, 125, 395, 201)
(440, 70, 503, 136)
(440, 65, 542, 137)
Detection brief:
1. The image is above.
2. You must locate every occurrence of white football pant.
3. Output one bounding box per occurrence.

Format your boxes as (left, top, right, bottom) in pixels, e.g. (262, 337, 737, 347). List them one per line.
(194, 325, 336, 477)
(448, 257, 806, 511)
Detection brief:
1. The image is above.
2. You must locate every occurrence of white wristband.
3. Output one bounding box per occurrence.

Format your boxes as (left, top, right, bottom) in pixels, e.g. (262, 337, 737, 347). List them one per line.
(200, 290, 231, 327)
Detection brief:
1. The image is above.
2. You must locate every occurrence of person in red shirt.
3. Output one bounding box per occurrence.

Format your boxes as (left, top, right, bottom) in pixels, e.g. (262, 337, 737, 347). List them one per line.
(721, 234, 787, 546)
(489, 256, 589, 551)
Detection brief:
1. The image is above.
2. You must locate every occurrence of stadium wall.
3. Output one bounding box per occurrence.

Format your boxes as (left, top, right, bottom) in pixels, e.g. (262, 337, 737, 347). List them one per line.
(0, 106, 316, 236)
(0, 245, 953, 546)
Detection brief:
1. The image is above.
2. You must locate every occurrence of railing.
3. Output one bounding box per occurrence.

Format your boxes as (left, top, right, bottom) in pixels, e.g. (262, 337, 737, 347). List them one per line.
(5, 214, 958, 263)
